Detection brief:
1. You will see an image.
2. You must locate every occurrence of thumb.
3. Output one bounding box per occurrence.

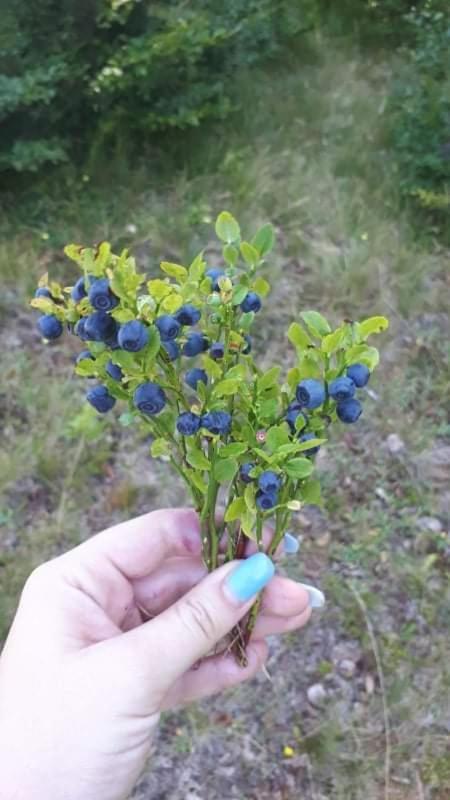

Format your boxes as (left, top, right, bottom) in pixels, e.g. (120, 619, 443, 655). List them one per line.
(117, 552, 274, 692)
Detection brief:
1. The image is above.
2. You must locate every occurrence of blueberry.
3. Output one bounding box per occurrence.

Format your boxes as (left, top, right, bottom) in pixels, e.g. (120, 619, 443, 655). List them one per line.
(286, 402, 307, 432)
(299, 432, 320, 456)
(117, 320, 149, 352)
(336, 398, 363, 423)
(155, 314, 181, 341)
(176, 412, 201, 436)
(240, 292, 262, 313)
(346, 363, 370, 388)
(209, 341, 225, 360)
(106, 360, 123, 381)
(74, 318, 89, 341)
(239, 463, 255, 484)
(242, 335, 252, 354)
(35, 287, 52, 298)
(84, 311, 118, 343)
(175, 304, 201, 326)
(88, 278, 118, 312)
(86, 385, 116, 413)
(328, 376, 356, 402)
(182, 332, 209, 357)
(296, 379, 326, 409)
(258, 470, 281, 494)
(201, 411, 232, 435)
(185, 368, 208, 390)
(162, 340, 180, 361)
(71, 276, 87, 302)
(206, 268, 225, 291)
(76, 349, 94, 364)
(256, 490, 278, 511)
(37, 314, 63, 339)
(133, 382, 166, 415)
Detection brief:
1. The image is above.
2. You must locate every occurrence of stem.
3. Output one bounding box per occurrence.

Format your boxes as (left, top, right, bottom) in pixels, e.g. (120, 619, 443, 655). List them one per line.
(200, 441, 220, 570)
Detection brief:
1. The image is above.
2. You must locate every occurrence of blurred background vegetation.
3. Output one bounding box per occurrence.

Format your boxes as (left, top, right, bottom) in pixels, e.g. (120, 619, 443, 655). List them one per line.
(1, 1, 449, 798)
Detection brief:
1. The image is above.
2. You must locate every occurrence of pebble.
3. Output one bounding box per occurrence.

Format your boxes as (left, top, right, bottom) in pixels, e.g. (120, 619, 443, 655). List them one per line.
(307, 683, 327, 707)
(337, 659, 356, 679)
(386, 433, 405, 454)
(417, 516, 442, 533)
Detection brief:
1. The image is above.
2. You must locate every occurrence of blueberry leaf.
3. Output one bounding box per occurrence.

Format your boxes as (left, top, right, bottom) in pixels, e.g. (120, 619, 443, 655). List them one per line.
(300, 311, 331, 338)
(215, 211, 241, 244)
(287, 322, 312, 349)
(186, 448, 211, 470)
(214, 458, 238, 482)
(224, 496, 246, 523)
(284, 457, 314, 479)
(251, 223, 275, 258)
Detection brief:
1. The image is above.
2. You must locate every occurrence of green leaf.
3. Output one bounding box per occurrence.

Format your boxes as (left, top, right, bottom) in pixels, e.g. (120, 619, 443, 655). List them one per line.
(301, 311, 331, 338)
(241, 509, 257, 540)
(214, 458, 238, 483)
(215, 211, 240, 244)
(287, 367, 302, 390)
(160, 293, 183, 314)
(189, 252, 205, 282)
(301, 478, 322, 506)
(111, 308, 136, 323)
(232, 284, 249, 306)
(251, 223, 275, 257)
(252, 276, 271, 297)
(202, 354, 222, 380)
(219, 442, 248, 458)
(258, 398, 278, 419)
(358, 316, 389, 339)
(212, 378, 239, 397)
(321, 327, 345, 354)
(95, 241, 111, 271)
(296, 437, 326, 452)
(244, 484, 256, 512)
(151, 438, 170, 458)
(240, 241, 260, 266)
(110, 351, 140, 374)
(284, 458, 314, 479)
(239, 311, 254, 332)
(225, 364, 246, 381)
(160, 262, 188, 282)
(186, 448, 211, 471)
(287, 322, 312, 349)
(147, 279, 172, 300)
(144, 326, 161, 368)
(257, 366, 281, 393)
(30, 297, 61, 315)
(64, 244, 84, 264)
(345, 344, 379, 370)
(223, 244, 239, 266)
(266, 424, 291, 453)
(75, 359, 97, 377)
(224, 497, 246, 523)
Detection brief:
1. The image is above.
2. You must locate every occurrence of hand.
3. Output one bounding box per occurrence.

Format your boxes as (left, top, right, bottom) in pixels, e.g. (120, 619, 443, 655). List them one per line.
(0, 508, 322, 800)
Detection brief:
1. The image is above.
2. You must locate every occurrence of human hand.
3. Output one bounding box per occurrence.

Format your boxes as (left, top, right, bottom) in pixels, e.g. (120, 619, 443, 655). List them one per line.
(0, 508, 323, 800)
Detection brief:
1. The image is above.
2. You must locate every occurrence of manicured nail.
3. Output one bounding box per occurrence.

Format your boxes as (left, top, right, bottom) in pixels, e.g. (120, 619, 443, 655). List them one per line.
(225, 553, 275, 603)
(283, 532, 300, 554)
(302, 584, 325, 609)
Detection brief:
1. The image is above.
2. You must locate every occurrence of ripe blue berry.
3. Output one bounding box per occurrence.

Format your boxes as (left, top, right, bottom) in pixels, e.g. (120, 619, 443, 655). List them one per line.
(328, 376, 356, 402)
(85, 311, 118, 343)
(175, 304, 201, 326)
(286, 402, 307, 432)
(242, 335, 252, 354)
(182, 332, 209, 357)
(346, 363, 370, 388)
(35, 287, 52, 298)
(118, 320, 149, 352)
(296, 379, 326, 409)
(256, 490, 278, 511)
(209, 342, 225, 360)
(162, 340, 180, 361)
(106, 361, 123, 381)
(76, 350, 94, 364)
(71, 276, 87, 302)
(133, 382, 166, 415)
(258, 470, 281, 494)
(185, 368, 208, 390)
(299, 432, 320, 456)
(86, 385, 116, 413)
(240, 292, 262, 313)
(74, 318, 89, 340)
(88, 278, 118, 312)
(206, 267, 225, 291)
(37, 314, 63, 339)
(239, 463, 255, 484)
(336, 398, 363, 423)
(155, 315, 181, 341)
(176, 412, 201, 436)
(201, 411, 232, 435)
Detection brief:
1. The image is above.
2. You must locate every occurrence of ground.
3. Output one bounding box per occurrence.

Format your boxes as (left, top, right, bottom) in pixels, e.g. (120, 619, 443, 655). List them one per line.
(1, 37, 449, 799)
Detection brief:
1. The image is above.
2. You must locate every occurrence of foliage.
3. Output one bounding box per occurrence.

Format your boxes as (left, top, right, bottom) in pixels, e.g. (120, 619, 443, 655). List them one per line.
(0, 0, 307, 174)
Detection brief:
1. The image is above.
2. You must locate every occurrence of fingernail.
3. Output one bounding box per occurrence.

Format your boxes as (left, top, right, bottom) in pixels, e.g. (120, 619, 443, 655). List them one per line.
(283, 532, 300, 554)
(225, 553, 275, 604)
(302, 584, 326, 609)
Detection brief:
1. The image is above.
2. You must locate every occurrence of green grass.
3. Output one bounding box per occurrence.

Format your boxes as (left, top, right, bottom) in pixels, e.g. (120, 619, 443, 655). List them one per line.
(1, 33, 449, 799)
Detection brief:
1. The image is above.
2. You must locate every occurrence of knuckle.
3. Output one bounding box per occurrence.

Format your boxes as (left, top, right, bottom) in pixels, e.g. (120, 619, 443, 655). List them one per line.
(22, 562, 57, 597)
(177, 596, 218, 644)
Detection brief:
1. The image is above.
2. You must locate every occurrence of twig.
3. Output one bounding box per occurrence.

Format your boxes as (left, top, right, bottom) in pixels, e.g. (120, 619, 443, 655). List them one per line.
(349, 581, 391, 800)
(415, 770, 425, 800)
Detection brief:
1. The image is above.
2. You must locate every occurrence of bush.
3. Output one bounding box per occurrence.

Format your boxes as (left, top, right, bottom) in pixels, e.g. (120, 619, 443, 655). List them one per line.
(0, 0, 307, 175)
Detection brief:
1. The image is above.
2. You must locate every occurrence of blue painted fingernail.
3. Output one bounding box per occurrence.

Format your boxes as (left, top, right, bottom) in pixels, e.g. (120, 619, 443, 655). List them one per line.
(302, 584, 326, 609)
(283, 532, 300, 554)
(225, 553, 275, 603)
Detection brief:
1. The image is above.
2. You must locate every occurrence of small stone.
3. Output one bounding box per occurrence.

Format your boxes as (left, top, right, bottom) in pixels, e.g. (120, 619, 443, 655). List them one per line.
(338, 659, 356, 679)
(365, 674, 375, 695)
(417, 516, 442, 534)
(375, 487, 389, 504)
(386, 433, 405, 454)
(316, 531, 331, 548)
(307, 683, 327, 707)
(297, 512, 312, 529)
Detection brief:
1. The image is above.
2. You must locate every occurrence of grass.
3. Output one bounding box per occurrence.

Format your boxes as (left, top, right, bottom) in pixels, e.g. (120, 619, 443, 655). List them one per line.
(1, 33, 449, 799)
